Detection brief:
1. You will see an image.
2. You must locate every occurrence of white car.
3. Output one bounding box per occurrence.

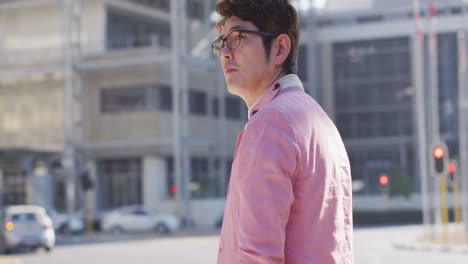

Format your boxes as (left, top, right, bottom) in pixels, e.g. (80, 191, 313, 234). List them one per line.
(2, 205, 55, 253)
(101, 205, 180, 234)
(46, 209, 86, 235)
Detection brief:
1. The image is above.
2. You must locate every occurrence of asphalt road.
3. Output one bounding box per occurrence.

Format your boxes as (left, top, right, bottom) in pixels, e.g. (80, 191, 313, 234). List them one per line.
(0, 225, 466, 264)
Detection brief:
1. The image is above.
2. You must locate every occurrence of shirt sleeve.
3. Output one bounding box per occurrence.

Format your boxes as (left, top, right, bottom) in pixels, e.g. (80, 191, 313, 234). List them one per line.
(234, 110, 300, 264)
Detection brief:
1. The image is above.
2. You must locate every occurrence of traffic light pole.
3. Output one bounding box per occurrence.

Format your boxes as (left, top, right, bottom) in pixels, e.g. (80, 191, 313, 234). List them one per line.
(440, 175, 449, 242)
(427, 1, 443, 239)
(448, 160, 462, 224)
(457, 28, 468, 239)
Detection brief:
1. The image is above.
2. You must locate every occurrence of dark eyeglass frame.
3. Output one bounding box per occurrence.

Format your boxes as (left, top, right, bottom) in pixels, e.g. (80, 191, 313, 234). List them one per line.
(211, 29, 276, 58)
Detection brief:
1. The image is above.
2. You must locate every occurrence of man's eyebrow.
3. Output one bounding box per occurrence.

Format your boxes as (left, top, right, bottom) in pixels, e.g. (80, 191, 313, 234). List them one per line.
(219, 25, 247, 38)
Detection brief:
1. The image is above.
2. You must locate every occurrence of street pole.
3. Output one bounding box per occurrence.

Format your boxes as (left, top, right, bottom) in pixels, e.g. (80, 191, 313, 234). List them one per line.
(457, 28, 468, 240)
(440, 174, 449, 243)
(171, 0, 191, 226)
(307, 0, 319, 98)
(427, 0, 442, 238)
(62, 0, 76, 226)
(170, 0, 183, 222)
(413, 0, 432, 239)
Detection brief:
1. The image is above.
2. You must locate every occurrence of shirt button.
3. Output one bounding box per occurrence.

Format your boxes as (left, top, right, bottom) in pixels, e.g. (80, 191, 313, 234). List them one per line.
(274, 83, 280, 90)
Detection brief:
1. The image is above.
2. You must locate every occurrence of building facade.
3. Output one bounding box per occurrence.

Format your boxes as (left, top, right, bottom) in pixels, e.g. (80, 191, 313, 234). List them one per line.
(315, 0, 466, 207)
(0, 0, 247, 226)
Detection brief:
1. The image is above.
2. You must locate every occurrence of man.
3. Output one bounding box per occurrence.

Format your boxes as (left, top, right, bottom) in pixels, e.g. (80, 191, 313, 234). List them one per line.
(212, 1, 353, 263)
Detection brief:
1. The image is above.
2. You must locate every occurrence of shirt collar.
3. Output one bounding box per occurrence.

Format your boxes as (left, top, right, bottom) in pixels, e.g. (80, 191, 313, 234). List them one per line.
(247, 74, 303, 120)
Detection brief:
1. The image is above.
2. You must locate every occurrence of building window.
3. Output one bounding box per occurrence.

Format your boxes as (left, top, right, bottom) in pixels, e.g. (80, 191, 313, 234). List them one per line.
(226, 159, 233, 187)
(166, 157, 232, 199)
(191, 157, 221, 198)
(225, 96, 242, 120)
(101, 85, 172, 114)
(106, 8, 170, 50)
(437, 33, 459, 137)
(0, 158, 27, 206)
(333, 36, 412, 139)
(212, 97, 219, 118)
(165, 157, 174, 198)
(159, 85, 172, 111)
(131, 0, 170, 11)
(189, 90, 207, 115)
(101, 87, 146, 113)
(336, 114, 353, 139)
(97, 158, 142, 209)
(186, 1, 204, 21)
(298, 45, 308, 81)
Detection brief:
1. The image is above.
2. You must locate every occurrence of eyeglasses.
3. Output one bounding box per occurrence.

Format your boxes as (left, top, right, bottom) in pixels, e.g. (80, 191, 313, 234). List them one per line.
(211, 29, 276, 58)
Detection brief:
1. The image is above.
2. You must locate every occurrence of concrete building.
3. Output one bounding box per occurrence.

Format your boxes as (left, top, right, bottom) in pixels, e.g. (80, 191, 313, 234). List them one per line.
(314, 0, 468, 212)
(0, 0, 247, 227)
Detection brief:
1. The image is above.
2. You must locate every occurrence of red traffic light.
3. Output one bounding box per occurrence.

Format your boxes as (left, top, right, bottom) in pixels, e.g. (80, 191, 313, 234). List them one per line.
(448, 162, 457, 174)
(433, 146, 445, 159)
(169, 184, 176, 194)
(379, 175, 389, 186)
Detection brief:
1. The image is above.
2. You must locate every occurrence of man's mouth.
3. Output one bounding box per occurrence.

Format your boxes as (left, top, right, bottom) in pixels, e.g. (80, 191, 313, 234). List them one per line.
(225, 68, 237, 74)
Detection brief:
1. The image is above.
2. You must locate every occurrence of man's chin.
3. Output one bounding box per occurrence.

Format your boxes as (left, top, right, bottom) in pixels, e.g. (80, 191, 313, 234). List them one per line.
(226, 85, 242, 96)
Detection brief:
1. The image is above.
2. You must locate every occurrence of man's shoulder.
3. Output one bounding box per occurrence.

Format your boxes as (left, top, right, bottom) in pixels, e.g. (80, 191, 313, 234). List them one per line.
(266, 89, 322, 119)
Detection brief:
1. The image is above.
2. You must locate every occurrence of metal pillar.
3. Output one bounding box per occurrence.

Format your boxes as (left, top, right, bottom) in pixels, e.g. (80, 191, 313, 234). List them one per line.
(413, 0, 431, 238)
(62, 0, 82, 225)
(457, 29, 468, 239)
(171, 0, 191, 226)
(423, 0, 442, 237)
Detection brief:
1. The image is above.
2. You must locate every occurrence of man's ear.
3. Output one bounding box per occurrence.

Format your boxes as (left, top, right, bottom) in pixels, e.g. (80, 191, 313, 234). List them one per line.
(271, 34, 291, 66)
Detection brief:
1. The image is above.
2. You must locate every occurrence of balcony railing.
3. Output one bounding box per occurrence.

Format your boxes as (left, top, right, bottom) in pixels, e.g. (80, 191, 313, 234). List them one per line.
(0, 34, 170, 67)
(105, 34, 170, 51)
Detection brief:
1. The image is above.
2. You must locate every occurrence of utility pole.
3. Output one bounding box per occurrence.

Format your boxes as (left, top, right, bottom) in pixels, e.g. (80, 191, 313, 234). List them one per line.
(62, 0, 82, 227)
(457, 0, 468, 238)
(426, 0, 442, 237)
(307, 0, 319, 98)
(171, 0, 191, 226)
(413, 0, 431, 239)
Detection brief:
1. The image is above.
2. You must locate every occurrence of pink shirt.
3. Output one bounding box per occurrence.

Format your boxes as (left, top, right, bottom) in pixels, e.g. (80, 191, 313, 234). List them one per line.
(217, 75, 353, 264)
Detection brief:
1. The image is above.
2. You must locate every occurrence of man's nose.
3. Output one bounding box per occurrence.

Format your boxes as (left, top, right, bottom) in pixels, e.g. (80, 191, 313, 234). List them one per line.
(221, 43, 232, 60)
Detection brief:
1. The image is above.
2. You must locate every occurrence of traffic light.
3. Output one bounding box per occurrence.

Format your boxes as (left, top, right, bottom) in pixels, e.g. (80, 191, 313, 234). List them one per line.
(169, 184, 176, 196)
(378, 174, 390, 193)
(447, 160, 458, 186)
(431, 143, 449, 177)
(379, 175, 389, 187)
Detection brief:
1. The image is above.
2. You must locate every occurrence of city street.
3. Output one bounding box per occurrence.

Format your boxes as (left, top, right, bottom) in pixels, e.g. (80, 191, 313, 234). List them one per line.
(0, 225, 466, 264)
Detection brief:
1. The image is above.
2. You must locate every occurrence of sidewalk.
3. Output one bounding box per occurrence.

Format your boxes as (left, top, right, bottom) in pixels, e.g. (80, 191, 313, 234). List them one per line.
(393, 224, 468, 254)
(0, 256, 21, 264)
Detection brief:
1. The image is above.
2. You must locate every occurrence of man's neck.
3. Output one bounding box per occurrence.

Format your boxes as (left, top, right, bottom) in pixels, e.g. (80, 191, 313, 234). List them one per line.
(244, 71, 286, 108)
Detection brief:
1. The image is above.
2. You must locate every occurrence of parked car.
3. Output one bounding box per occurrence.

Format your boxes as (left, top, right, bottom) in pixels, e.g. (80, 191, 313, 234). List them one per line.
(46, 209, 86, 235)
(101, 205, 180, 234)
(2, 205, 55, 253)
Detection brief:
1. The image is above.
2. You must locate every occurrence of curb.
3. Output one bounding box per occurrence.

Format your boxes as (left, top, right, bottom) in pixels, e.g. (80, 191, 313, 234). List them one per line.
(393, 239, 468, 254)
(56, 227, 220, 246)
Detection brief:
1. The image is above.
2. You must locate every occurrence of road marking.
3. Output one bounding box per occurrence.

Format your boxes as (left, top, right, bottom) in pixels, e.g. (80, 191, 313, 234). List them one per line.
(0, 256, 22, 264)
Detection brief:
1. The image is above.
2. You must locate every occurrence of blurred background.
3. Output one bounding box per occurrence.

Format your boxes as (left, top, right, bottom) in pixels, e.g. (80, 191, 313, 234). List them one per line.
(0, 0, 468, 263)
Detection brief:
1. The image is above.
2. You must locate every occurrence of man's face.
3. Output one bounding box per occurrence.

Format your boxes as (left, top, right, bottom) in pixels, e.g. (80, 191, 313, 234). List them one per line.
(218, 16, 276, 101)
